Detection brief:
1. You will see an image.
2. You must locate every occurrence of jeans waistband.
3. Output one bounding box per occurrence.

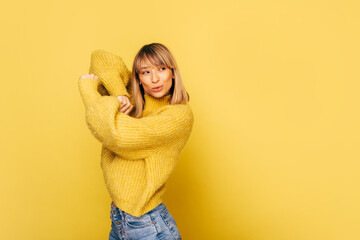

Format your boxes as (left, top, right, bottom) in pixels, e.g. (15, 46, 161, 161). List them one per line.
(111, 201, 167, 217)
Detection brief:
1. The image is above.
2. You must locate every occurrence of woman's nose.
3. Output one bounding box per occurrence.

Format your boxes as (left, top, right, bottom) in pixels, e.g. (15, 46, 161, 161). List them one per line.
(151, 72, 160, 82)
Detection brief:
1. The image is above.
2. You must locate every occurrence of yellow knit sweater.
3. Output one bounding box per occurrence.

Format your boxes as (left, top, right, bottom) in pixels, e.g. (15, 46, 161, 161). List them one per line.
(78, 50, 194, 217)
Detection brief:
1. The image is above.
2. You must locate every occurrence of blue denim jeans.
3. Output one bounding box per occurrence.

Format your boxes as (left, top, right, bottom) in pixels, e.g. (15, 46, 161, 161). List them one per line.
(109, 202, 182, 240)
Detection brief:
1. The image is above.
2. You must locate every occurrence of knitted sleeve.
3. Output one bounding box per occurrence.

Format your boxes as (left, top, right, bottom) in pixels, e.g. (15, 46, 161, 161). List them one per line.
(84, 94, 194, 158)
(88, 49, 132, 98)
(78, 77, 102, 109)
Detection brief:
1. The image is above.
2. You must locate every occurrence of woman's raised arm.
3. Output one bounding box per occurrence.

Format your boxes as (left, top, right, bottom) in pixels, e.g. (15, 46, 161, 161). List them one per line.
(89, 49, 132, 98)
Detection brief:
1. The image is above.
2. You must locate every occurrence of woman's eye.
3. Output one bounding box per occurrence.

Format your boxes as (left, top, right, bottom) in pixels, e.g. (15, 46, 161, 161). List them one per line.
(142, 71, 149, 74)
(160, 67, 166, 70)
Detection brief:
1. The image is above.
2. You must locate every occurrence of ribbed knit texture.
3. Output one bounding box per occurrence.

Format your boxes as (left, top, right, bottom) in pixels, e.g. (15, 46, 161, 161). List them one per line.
(78, 49, 194, 217)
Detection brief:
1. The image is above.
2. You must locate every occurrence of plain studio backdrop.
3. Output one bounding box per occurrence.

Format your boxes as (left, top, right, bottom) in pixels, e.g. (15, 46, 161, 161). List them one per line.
(1, 0, 359, 239)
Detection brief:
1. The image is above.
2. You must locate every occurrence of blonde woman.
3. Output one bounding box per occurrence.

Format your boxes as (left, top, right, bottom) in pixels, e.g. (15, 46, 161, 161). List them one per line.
(78, 43, 194, 240)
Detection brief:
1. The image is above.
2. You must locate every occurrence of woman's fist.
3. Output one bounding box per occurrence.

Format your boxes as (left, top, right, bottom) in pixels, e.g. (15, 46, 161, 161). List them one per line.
(117, 95, 134, 115)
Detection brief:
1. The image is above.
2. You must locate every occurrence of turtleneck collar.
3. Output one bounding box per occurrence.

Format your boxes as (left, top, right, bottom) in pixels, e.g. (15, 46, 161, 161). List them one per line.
(142, 94, 171, 117)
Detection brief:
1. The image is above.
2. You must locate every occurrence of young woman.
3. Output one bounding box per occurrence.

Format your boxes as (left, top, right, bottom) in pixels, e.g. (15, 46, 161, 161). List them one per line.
(78, 43, 194, 240)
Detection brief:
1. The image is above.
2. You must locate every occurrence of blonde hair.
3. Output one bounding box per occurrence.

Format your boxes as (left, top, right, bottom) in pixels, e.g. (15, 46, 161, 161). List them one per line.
(129, 43, 189, 118)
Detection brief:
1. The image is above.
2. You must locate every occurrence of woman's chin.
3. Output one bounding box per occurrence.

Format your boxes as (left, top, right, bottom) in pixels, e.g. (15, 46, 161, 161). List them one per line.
(150, 91, 165, 98)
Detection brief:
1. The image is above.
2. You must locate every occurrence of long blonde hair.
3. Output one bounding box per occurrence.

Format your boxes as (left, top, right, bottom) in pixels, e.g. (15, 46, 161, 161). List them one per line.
(129, 43, 189, 118)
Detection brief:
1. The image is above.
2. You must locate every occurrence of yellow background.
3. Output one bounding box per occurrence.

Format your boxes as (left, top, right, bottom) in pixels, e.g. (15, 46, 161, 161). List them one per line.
(1, 0, 359, 239)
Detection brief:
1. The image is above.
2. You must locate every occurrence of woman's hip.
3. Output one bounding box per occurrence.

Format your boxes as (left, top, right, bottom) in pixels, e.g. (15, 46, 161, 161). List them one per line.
(110, 201, 182, 240)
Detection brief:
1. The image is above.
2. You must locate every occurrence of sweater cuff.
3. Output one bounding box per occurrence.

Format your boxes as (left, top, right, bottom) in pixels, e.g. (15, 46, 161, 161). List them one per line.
(78, 77, 102, 108)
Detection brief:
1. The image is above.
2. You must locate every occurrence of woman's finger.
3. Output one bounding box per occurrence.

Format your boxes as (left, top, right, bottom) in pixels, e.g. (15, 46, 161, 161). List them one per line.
(121, 102, 133, 114)
(120, 100, 128, 109)
(123, 101, 131, 108)
(120, 102, 127, 110)
(121, 103, 131, 112)
(124, 105, 134, 115)
(122, 104, 130, 114)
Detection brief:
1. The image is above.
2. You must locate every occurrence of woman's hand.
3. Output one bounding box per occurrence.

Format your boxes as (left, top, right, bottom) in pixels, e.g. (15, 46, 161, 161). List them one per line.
(117, 95, 134, 115)
(79, 73, 98, 81)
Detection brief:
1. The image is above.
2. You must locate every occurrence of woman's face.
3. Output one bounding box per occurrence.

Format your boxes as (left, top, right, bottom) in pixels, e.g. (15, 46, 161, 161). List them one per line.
(138, 60, 173, 98)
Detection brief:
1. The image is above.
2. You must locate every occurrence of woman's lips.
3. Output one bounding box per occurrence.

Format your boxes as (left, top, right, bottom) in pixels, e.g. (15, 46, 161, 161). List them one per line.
(152, 86, 163, 92)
